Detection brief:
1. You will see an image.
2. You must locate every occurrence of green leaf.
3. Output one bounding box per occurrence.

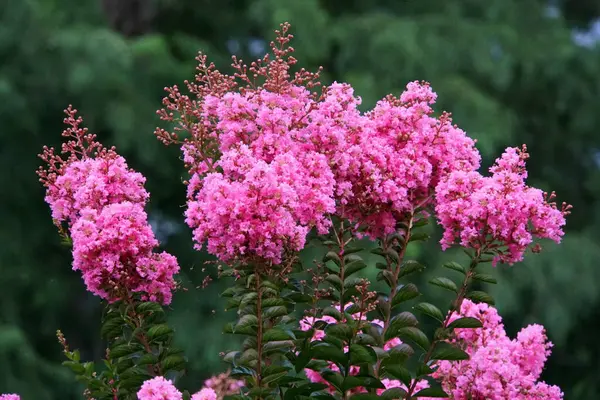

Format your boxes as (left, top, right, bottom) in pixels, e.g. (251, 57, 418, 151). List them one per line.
(326, 274, 343, 291)
(431, 342, 470, 361)
(398, 260, 426, 278)
(324, 251, 342, 267)
(390, 311, 419, 329)
(248, 387, 274, 398)
(384, 365, 412, 387)
(120, 366, 152, 381)
(343, 375, 384, 391)
(344, 277, 364, 289)
(391, 283, 420, 307)
(356, 333, 378, 346)
(160, 354, 186, 371)
(447, 317, 483, 329)
(136, 302, 164, 314)
(284, 292, 313, 303)
(381, 388, 408, 399)
(321, 370, 344, 391)
(136, 353, 158, 366)
(231, 366, 255, 377)
(349, 344, 377, 364)
(413, 387, 449, 397)
(324, 334, 345, 349)
(221, 287, 238, 297)
(235, 314, 258, 331)
(110, 344, 141, 359)
(325, 324, 353, 341)
(294, 347, 312, 373)
(284, 383, 328, 400)
(100, 318, 123, 339)
(385, 248, 400, 263)
(262, 305, 288, 319)
(386, 312, 418, 341)
(262, 370, 289, 385)
(466, 291, 495, 305)
(385, 343, 414, 365)
(323, 306, 343, 321)
(443, 261, 466, 274)
(396, 327, 430, 351)
(416, 362, 434, 378)
(312, 343, 347, 366)
(147, 324, 173, 341)
(472, 273, 497, 284)
(62, 361, 85, 374)
(262, 298, 285, 307)
(414, 302, 444, 322)
(377, 270, 395, 288)
(345, 259, 367, 277)
(238, 348, 258, 365)
(223, 322, 255, 335)
(263, 328, 294, 342)
(429, 277, 458, 293)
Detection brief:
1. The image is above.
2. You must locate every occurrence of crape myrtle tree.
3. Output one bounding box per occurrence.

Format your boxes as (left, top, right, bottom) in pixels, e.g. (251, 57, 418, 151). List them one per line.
(4, 24, 571, 400)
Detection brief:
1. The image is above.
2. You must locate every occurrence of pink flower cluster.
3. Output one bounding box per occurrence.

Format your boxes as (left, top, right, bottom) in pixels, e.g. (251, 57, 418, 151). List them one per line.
(186, 143, 335, 264)
(0, 394, 19, 400)
(435, 146, 570, 264)
(158, 25, 485, 262)
(191, 388, 218, 400)
(331, 82, 481, 237)
(39, 107, 179, 304)
(434, 299, 563, 399)
(137, 377, 217, 400)
(202, 370, 244, 397)
(138, 377, 183, 400)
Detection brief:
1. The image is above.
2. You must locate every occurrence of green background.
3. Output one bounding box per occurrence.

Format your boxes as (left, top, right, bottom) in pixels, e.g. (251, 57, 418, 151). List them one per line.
(1, 0, 600, 398)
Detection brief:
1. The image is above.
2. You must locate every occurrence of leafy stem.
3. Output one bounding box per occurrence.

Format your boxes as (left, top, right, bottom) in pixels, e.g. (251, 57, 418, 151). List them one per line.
(404, 249, 482, 399)
(375, 213, 414, 378)
(255, 271, 264, 398)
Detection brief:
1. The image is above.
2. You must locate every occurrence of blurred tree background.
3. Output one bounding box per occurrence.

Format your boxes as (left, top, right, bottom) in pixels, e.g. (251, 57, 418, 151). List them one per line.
(1, 0, 600, 398)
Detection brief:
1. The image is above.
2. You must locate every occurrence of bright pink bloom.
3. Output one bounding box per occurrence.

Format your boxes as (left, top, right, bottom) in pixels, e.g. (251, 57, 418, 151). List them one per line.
(39, 108, 180, 303)
(186, 145, 335, 264)
(0, 395, 19, 400)
(435, 146, 569, 264)
(71, 202, 179, 304)
(434, 300, 563, 399)
(191, 388, 217, 400)
(44, 156, 148, 225)
(137, 377, 182, 400)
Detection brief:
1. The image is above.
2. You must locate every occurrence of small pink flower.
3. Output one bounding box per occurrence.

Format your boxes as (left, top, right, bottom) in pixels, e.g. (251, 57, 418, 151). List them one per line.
(137, 377, 182, 400)
(433, 300, 563, 399)
(191, 388, 217, 400)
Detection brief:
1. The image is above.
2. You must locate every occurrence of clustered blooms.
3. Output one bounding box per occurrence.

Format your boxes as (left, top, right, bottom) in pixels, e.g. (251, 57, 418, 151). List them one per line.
(137, 377, 183, 400)
(202, 370, 244, 397)
(156, 24, 488, 263)
(137, 377, 218, 400)
(38, 107, 180, 304)
(158, 23, 567, 266)
(435, 146, 571, 265)
(0, 394, 19, 400)
(433, 299, 563, 399)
